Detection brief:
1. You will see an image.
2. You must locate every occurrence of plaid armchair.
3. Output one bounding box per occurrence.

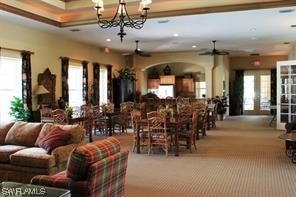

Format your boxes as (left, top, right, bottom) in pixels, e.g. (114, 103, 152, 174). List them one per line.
(31, 137, 129, 197)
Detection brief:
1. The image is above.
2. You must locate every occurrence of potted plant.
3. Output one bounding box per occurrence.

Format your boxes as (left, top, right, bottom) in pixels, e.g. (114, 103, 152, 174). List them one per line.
(9, 96, 30, 121)
(117, 67, 136, 81)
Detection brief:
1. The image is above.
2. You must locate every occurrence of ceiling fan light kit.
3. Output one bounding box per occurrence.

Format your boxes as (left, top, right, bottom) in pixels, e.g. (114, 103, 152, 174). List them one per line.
(92, 0, 152, 42)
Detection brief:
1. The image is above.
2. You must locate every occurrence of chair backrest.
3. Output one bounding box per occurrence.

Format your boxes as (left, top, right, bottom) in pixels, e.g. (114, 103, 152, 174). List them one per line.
(147, 111, 160, 119)
(52, 109, 67, 124)
(40, 107, 53, 123)
(178, 104, 193, 119)
(120, 101, 134, 113)
(147, 112, 167, 136)
(131, 110, 141, 134)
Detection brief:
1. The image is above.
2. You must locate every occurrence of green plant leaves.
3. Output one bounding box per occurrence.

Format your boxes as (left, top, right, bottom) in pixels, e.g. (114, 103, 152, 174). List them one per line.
(9, 96, 30, 121)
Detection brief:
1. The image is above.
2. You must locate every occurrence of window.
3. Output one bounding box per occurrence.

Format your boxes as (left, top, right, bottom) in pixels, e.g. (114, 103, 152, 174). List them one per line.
(100, 66, 108, 104)
(68, 64, 83, 107)
(0, 52, 22, 123)
(195, 81, 206, 98)
(243, 75, 255, 110)
(260, 75, 271, 110)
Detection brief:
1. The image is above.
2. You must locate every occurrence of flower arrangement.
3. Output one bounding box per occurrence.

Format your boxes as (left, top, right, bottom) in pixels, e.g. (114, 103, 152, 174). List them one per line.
(159, 105, 174, 118)
(65, 105, 73, 117)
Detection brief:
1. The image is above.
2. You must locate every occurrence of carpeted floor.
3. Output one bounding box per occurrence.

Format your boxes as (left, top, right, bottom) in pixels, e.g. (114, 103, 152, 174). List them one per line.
(93, 115, 296, 197)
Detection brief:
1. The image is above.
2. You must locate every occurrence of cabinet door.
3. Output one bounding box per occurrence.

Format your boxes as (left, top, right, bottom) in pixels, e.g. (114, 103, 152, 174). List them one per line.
(147, 79, 160, 89)
(277, 60, 296, 130)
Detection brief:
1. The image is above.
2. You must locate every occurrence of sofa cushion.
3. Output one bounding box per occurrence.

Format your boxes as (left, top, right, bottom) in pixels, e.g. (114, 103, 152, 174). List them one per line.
(66, 137, 121, 180)
(10, 147, 56, 168)
(5, 122, 43, 147)
(38, 127, 72, 153)
(0, 122, 14, 145)
(59, 125, 85, 144)
(35, 124, 84, 146)
(0, 145, 27, 162)
(35, 123, 56, 146)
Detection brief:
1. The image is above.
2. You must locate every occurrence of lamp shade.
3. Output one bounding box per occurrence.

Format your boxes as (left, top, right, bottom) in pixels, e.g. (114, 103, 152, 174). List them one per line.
(34, 85, 49, 95)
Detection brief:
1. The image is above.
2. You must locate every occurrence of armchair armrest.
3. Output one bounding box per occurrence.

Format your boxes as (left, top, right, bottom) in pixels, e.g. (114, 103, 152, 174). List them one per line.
(51, 143, 79, 164)
(31, 171, 89, 196)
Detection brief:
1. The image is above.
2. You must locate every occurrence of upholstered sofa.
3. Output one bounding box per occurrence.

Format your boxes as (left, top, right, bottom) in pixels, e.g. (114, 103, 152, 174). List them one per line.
(31, 137, 129, 197)
(0, 121, 85, 183)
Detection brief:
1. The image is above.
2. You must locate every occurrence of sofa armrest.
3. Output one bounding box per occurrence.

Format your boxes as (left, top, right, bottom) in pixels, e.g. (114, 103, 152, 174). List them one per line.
(51, 143, 78, 164)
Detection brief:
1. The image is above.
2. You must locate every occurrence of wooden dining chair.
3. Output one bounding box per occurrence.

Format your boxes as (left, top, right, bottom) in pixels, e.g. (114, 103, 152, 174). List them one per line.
(131, 109, 148, 152)
(178, 111, 198, 153)
(147, 111, 171, 157)
(52, 109, 67, 124)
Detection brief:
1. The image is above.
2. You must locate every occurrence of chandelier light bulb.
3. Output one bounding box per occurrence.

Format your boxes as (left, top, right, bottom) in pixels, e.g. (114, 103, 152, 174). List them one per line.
(91, 0, 151, 42)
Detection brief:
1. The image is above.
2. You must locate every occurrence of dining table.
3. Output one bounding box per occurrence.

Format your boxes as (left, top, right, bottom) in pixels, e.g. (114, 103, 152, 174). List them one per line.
(136, 116, 191, 156)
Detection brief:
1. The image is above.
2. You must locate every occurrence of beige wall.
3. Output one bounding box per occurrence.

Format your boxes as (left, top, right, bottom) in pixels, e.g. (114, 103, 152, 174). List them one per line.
(229, 55, 287, 80)
(133, 52, 216, 97)
(213, 55, 230, 97)
(0, 19, 124, 110)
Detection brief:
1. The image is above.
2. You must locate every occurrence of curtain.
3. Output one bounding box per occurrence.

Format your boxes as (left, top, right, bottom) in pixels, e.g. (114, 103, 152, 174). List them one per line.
(21, 51, 32, 121)
(61, 57, 69, 104)
(82, 61, 89, 104)
(270, 69, 277, 106)
(230, 70, 244, 115)
(107, 65, 112, 102)
(92, 63, 100, 105)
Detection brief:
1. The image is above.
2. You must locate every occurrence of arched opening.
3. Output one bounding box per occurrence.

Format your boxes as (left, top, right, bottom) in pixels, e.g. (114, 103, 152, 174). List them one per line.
(141, 61, 206, 98)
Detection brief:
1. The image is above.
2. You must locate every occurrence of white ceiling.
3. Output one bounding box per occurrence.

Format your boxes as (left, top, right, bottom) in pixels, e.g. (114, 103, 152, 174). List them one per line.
(1, 4, 296, 56)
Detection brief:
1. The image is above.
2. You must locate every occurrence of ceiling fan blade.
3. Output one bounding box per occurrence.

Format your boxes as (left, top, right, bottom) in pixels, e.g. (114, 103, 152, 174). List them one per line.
(138, 50, 152, 57)
(199, 51, 213, 55)
(216, 51, 229, 55)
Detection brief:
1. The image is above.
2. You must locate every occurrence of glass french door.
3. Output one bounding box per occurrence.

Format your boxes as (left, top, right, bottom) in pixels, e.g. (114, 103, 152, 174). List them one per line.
(243, 70, 271, 115)
(277, 61, 296, 130)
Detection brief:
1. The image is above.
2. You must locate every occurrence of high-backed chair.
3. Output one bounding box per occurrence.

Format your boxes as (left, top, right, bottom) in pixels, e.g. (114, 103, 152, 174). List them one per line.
(147, 112, 171, 157)
(178, 111, 198, 152)
(52, 109, 67, 124)
(131, 109, 148, 152)
(31, 137, 129, 197)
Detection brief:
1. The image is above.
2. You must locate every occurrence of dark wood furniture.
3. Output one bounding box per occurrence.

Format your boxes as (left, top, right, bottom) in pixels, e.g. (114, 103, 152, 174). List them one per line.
(112, 78, 135, 108)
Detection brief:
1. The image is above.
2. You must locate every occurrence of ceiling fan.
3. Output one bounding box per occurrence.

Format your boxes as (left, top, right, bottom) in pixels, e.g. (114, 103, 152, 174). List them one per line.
(133, 40, 152, 57)
(199, 40, 229, 56)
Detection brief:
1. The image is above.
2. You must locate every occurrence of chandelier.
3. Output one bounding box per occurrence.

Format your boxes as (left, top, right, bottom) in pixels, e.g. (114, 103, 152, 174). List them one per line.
(91, 0, 152, 42)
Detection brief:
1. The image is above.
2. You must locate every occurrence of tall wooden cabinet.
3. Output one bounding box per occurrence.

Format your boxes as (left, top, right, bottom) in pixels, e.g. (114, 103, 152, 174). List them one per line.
(175, 77, 194, 96)
(112, 78, 135, 108)
(277, 60, 296, 130)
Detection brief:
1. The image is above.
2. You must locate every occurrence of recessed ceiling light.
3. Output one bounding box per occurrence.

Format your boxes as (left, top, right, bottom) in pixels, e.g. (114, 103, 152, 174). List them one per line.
(157, 19, 169, 24)
(106, 38, 111, 42)
(279, 9, 295, 13)
(173, 33, 179, 37)
(192, 45, 197, 48)
(290, 25, 296, 27)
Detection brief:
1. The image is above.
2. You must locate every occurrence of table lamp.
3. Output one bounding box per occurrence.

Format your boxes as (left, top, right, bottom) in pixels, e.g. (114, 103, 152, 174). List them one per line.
(34, 85, 50, 105)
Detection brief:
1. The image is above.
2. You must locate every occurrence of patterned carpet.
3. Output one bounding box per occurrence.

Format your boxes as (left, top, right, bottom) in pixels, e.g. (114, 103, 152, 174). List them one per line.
(96, 115, 296, 197)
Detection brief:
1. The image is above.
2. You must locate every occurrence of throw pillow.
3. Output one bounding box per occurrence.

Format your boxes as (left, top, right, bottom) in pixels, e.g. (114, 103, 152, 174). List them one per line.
(38, 127, 72, 153)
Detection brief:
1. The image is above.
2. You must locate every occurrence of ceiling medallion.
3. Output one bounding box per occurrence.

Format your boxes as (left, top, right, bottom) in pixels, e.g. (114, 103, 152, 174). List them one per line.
(91, 0, 152, 42)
